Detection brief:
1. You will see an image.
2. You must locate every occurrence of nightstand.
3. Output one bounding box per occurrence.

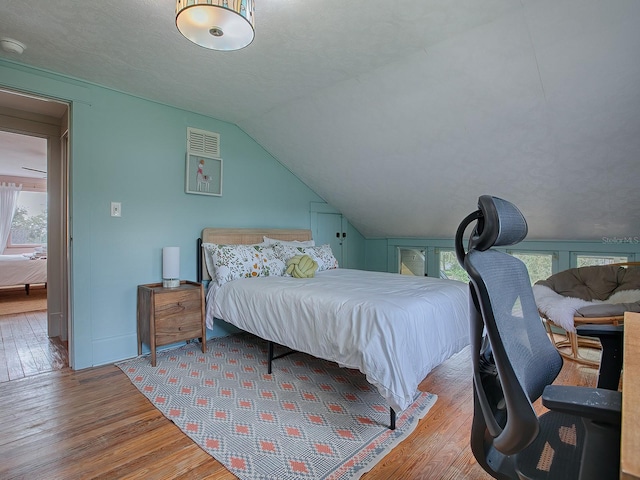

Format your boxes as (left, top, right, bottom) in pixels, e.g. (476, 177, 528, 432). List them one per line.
(137, 280, 206, 366)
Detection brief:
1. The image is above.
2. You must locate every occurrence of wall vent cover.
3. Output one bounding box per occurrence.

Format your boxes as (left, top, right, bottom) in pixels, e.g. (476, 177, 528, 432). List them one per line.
(187, 127, 220, 158)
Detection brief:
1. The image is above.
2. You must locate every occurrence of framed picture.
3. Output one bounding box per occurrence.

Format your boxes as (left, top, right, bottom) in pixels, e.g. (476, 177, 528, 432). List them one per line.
(185, 154, 223, 196)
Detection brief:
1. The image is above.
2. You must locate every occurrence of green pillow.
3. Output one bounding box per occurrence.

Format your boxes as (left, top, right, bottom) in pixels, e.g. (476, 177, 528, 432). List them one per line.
(286, 254, 318, 278)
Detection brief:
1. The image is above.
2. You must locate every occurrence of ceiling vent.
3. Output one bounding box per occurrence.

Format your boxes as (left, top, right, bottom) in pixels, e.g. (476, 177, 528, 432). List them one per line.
(188, 127, 220, 158)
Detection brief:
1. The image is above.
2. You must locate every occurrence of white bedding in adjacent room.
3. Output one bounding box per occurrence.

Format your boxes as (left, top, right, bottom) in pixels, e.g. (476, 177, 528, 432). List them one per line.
(206, 268, 470, 412)
(0, 254, 47, 287)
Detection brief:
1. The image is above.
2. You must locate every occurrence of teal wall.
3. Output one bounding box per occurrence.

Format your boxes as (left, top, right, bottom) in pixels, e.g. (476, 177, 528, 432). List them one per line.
(345, 222, 366, 269)
(5, 58, 636, 369)
(308, 201, 366, 270)
(0, 60, 330, 369)
(364, 239, 388, 272)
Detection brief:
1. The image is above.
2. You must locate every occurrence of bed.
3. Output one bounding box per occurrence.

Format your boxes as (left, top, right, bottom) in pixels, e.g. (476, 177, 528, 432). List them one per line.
(0, 254, 47, 293)
(198, 228, 470, 427)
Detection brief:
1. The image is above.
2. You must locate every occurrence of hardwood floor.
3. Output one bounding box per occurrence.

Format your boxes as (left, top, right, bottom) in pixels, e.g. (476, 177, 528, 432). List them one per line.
(0, 341, 599, 480)
(0, 304, 68, 382)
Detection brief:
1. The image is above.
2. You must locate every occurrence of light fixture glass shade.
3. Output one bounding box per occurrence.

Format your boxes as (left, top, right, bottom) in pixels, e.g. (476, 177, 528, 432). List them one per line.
(176, 0, 255, 51)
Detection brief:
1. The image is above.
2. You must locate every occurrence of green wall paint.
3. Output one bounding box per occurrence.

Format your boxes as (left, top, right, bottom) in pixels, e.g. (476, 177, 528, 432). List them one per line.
(364, 239, 388, 272)
(5, 59, 636, 369)
(1, 60, 326, 368)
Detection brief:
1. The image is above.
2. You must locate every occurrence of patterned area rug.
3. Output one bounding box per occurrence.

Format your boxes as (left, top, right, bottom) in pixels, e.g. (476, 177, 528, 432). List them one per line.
(118, 333, 437, 479)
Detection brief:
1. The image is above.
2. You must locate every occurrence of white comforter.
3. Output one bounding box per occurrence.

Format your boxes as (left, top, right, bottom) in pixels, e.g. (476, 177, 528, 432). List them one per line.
(0, 254, 47, 287)
(206, 268, 470, 412)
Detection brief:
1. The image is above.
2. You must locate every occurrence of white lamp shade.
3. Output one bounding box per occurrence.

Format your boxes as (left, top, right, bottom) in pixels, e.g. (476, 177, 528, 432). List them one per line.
(176, 0, 255, 51)
(163, 247, 180, 280)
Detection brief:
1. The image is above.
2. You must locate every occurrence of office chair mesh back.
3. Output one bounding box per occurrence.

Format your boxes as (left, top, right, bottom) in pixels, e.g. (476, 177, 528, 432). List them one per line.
(467, 249, 562, 400)
(458, 195, 597, 479)
(466, 196, 561, 402)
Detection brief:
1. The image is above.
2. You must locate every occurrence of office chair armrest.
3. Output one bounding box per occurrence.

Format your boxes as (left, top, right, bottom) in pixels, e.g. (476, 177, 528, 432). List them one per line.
(542, 385, 621, 425)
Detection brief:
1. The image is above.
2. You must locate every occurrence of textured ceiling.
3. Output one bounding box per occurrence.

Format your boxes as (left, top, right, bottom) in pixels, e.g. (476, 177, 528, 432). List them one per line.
(0, 0, 639, 240)
(0, 90, 66, 178)
(0, 130, 47, 178)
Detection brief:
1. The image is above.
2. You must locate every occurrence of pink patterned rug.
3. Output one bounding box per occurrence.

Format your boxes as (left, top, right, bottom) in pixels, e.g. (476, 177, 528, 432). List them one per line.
(117, 333, 437, 479)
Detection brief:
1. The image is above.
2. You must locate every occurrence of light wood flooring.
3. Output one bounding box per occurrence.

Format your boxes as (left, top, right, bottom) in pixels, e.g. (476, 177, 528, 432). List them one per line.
(0, 288, 68, 382)
(0, 338, 599, 479)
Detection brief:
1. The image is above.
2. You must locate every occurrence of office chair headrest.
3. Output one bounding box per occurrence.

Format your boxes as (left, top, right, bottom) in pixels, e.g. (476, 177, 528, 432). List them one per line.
(468, 195, 528, 252)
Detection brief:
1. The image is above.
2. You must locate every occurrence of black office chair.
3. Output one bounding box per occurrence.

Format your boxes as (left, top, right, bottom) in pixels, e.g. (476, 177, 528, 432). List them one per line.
(455, 195, 622, 480)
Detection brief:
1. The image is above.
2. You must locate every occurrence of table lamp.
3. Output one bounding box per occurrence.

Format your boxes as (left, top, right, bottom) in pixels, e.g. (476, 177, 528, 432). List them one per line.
(162, 247, 180, 288)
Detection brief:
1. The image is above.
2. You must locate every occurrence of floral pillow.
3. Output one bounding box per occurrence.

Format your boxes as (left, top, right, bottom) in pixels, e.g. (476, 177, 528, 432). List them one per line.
(260, 246, 287, 277)
(262, 236, 315, 247)
(202, 243, 264, 285)
(274, 243, 339, 273)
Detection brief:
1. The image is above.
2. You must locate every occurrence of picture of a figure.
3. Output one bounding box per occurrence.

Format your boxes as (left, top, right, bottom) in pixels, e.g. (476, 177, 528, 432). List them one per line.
(186, 155, 223, 197)
(196, 158, 211, 192)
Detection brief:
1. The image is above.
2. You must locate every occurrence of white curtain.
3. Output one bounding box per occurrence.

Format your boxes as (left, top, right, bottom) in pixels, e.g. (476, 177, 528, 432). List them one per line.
(0, 182, 23, 253)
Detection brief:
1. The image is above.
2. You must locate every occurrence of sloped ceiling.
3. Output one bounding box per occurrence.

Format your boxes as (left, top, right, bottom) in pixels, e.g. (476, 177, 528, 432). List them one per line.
(0, 0, 638, 240)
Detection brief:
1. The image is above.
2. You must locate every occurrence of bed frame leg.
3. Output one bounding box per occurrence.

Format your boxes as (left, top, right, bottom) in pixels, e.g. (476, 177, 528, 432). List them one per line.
(268, 341, 274, 374)
(196, 238, 203, 283)
(390, 408, 396, 430)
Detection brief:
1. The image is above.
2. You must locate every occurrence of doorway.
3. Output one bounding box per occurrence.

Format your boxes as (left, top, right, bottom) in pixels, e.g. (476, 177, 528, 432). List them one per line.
(0, 88, 70, 377)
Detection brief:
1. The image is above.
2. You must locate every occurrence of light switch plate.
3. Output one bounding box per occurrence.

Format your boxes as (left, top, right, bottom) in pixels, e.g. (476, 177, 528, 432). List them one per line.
(111, 202, 122, 217)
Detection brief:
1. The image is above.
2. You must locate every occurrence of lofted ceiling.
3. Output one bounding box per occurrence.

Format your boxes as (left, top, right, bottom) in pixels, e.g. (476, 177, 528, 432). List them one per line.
(0, 0, 638, 240)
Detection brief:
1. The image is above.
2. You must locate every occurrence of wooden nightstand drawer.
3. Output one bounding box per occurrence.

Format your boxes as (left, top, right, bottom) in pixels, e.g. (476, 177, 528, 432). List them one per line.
(137, 280, 206, 366)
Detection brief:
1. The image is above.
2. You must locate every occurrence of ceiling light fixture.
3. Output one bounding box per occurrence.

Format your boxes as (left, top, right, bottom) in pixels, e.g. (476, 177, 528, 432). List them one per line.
(176, 0, 255, 51)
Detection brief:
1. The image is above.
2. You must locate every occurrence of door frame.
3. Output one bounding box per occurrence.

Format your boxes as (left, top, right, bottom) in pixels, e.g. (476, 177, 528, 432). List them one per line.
(0, 92, 71, 364)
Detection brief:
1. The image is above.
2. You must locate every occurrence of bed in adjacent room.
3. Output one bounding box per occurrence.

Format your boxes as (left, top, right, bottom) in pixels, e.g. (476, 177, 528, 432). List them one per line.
(0, 254, 47, 293)
(198, 228, 470, 426)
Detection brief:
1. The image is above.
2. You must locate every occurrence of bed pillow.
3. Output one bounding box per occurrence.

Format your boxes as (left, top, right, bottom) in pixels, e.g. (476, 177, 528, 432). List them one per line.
(286, 254, 318, 278)
(263, 236, 315, 247)
(260, 246, 287, 277)
(274, 243, 338, 273)
(203, 243, 287, 284)
(202, 243, 264, 285)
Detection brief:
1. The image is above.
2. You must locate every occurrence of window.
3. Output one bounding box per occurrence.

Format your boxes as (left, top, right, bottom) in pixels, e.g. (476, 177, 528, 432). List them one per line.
(439, 249, 469, 283)
(510, 252, 553, 285)
(399, 248, 425, 276)
(10, 190, 47, 245)
(438, 249, 552, 285)
(575, 254, 630, 267)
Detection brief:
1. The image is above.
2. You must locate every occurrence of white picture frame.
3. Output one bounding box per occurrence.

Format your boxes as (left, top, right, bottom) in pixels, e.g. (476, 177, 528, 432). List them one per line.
(185, 154, 222, 196)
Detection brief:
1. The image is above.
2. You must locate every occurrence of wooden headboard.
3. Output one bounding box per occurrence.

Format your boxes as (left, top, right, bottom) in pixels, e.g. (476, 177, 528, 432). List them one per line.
(198, 228, 313, 282)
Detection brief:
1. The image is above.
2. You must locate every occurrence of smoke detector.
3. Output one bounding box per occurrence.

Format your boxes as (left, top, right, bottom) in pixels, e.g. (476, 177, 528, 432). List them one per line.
(1, 38, 26, 55)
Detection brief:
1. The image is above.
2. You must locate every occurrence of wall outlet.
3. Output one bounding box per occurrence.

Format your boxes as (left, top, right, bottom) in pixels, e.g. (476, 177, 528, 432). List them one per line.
(110, 202, 122, 217)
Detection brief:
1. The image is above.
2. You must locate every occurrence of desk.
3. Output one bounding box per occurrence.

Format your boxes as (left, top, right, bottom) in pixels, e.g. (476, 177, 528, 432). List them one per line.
(622, 311, 640, 480)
